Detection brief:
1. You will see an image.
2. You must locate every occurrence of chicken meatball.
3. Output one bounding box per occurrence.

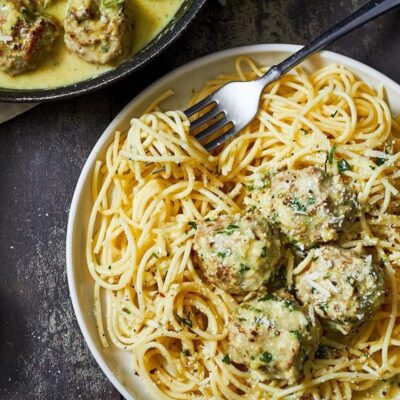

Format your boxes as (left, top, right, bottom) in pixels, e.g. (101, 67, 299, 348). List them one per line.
(249, 167, 358, 249)
(193, 213, 281, 294)
(294, 246, 386, 335)
(64, 0, 130, 64)
(0, 0, 60, 75)
(228, 290, 321, 384)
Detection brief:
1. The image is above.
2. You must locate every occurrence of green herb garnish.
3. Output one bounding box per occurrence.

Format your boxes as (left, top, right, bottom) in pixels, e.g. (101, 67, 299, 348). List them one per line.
(259, 293, 278, 302)
(224, 223, 239, 235)
(325, 144, 337, 171)
(101, 45, 110, 53)
(261, 246, 267, 257)
(188, 221, 197, 230)
(290, 330, 301, 340)
(283, 299, 298, 311)
(338, 159, 351, 172)
(330, 110, 338, 118)
(217, 251, 227, 259)
(239, 264, 250, 275)
(307, 197, 315, 206)
(222, 354, 231, 364)
(260, 352, 273, 363)
(175, 312, 193, 328)
(318, 303, 328, 316)
(290, 198, 307, 213)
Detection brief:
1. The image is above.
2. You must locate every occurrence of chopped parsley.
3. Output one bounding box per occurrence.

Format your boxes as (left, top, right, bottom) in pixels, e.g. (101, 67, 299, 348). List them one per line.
(290, 198, 307, 213)
(217, 251, 227, 259)
(306, 196, 316, 206)
(182, 349, 190, 357)
(375, 157, 385, 166)
(283, 299, 298, 311)
(224, 223, 240, 235)
(290, 330, 301, 340)
(259, 293, 278, 302)
(175, 312, 193, 328)
(222, 354, 231, 364)
(288, 237, 302, 251)
(238, 264, 250, 275)
(261, 246, 267, 258)
(300, 128, 309, 135)
(122, 307, 131, 314)
(311, 256, 319, 262)
(227, 223, 239, 229)
(338, 159, 351, 172)
(101, 45, 110, 53)
(260, 352, 273, 363)
(188, 221, 197, 230)
(325, 144, 337, 171)
(330, 110, 338, 118)
(152, 252, 159, 258)
(318, 303, 328, 316)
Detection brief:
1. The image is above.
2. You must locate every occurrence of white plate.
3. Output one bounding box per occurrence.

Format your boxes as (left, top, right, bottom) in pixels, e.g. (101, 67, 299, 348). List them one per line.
(66, 44, 400, 400)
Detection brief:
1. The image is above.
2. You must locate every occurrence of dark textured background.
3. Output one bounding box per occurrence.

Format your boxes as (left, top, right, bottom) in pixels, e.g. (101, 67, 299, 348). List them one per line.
(1, 0, 399, 399)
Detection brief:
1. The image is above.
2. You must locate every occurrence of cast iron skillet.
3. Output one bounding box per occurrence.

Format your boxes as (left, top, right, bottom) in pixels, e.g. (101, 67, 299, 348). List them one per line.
(0, 0, 207, 103)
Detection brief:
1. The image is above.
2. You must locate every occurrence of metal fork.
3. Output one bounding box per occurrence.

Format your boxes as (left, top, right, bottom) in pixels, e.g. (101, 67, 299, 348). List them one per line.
(185, 0, 400, 151)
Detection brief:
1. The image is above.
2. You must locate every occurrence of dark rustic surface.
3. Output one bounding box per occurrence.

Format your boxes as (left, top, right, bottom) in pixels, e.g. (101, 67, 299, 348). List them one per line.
(1, 1, 399, 399)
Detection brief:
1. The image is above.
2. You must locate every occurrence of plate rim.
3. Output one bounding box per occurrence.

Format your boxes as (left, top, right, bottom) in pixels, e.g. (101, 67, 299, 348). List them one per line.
(66, 43, 400, 400)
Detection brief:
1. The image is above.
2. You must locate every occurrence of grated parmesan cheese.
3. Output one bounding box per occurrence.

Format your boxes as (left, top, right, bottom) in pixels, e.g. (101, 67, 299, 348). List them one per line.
(147, 319, 159, 329)
(0, 35, 12, 42)
(304, 276, 331, 298)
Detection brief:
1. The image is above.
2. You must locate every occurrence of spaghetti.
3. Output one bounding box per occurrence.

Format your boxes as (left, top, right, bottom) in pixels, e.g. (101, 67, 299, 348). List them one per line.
(87, 57, 400, 399)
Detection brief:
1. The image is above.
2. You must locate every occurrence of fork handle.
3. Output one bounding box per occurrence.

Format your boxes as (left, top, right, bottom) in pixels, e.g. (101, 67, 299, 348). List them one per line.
(259, 0, 400, 85)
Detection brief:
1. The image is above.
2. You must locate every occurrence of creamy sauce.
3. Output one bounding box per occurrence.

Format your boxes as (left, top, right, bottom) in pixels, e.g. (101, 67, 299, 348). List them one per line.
(0, 0, 183, 90)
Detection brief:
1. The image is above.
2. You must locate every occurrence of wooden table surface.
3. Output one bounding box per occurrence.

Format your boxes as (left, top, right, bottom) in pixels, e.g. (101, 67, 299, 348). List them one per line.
(1, 1, 399, 399)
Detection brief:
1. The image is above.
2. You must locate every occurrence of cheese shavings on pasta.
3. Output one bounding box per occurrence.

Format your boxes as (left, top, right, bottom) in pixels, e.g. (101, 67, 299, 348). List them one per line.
(87, 57, 400, 399)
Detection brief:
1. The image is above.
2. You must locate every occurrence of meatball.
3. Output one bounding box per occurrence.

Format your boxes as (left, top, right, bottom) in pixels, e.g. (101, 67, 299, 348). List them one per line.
(228, 290, 321, 384)
(294, 246, 386, 335)
(249, 167, 358, 249)
(0, 0, 60, 75)
(193, 213, 281, 294)
(64, 0, 130, 64)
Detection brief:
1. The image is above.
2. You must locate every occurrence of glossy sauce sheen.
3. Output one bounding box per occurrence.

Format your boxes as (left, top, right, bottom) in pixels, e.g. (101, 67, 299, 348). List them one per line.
(0, 0, 183, 90)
